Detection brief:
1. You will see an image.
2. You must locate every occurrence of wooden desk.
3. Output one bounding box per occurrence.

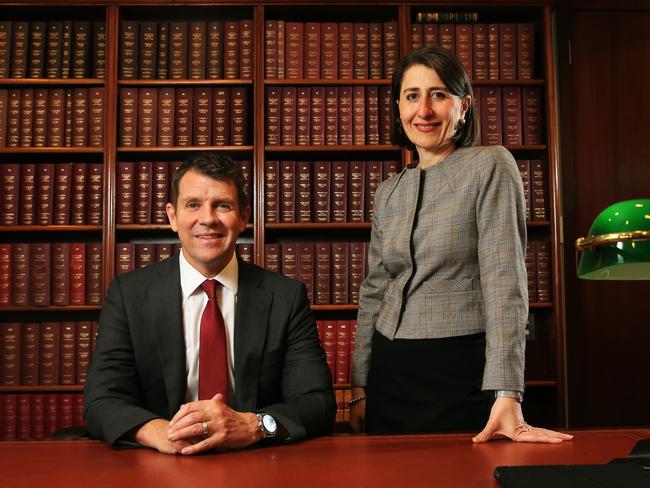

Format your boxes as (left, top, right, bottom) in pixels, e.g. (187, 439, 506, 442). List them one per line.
(0, 429, 647, 487)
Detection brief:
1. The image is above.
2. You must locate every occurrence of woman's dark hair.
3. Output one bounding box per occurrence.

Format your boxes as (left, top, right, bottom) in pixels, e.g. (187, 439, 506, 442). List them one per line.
(390, 46, 479, 149)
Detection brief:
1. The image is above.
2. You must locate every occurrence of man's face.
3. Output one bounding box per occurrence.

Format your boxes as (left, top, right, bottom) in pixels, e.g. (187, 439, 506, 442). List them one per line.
(166, 169, 249, 276)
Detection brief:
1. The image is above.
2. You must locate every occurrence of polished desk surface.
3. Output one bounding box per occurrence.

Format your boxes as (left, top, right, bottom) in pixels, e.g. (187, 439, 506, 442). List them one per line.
(1, 429, 648, 487)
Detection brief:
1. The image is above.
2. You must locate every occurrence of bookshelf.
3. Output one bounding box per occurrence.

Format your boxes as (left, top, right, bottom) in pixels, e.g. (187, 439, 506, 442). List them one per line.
(0, 0, 565, 439)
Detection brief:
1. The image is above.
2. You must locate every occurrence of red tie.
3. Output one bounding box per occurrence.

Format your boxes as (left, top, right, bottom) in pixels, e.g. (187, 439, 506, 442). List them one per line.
(198, 279, 228, 403)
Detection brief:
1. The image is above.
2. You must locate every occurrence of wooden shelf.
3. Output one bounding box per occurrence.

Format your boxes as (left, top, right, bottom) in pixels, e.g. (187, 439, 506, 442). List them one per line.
(0, 306, 102, 312)
(0, 78, 104, 86)
(117, 146, 254, 153)
(530, 302, 553, 309)
(0, 225, 102, 232)
(0, 386, 83, 393)
(266, 222, 371, 230)
(311, 304, 359, 311)
(0, 147, 104, 154)
(265, 79, 391, 86)
(265, 145, 400, 152)
(118, 79, 253, 86)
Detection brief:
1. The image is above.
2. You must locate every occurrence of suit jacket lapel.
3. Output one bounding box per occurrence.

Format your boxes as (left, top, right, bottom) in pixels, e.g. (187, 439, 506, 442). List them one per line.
(233, 260, 272, 412)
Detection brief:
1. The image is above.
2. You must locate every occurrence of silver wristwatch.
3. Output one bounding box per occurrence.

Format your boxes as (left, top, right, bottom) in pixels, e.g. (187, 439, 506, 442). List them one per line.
(256, 413, 277, 438)
(494, 390, 524, 403)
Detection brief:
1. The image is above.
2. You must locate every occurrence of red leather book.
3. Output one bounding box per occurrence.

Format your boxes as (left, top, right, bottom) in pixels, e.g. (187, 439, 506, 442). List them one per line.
(119, 21, 138, 79)
(473, 24, 488, 80)
(91, 321, 99, 352)
(11, 243, 30, 306)
(265, 86, 280, 145)
(71, 87, 89, 147)
(456, 24, 473, 77)
(488, 24, 499, 80)
(169, 22, 188, 79)
(155, 243, 173, 263)
(157, 22, 169, 79)
(117, 162, 135, 224)
(21, 323, 39, 386)
(137, 87, 158, 147)
(0, 22, 11, 78)
(89, 86, 104, 147)
(51, 242, 70, 306)
(118, 87, 138, 147)
(264, 243, 281, 274)
(264, 20, 277, 79)
(236, 243, 253, 264)
(310, 86, 325, 146)
(331, 242, 350, 304)
(348, 160, 365, 222)
(207, 21, 224, 79)
(30, 394, 45, 439)
(365, 86, 380, 145)
(58, 394, 73, 429)
(75, 322, 91, 385)
(168, 161, 181, 190)
(379, 85, 392, 145)
(17, 164, 34, 225)
(321, 320, 336, 378)
(174, 87, 193, 146)
(383, 21, 399, 78)
(335, 320, 350, 384)
(305, 22, 320, 80)
(16, 394, 31, 439)
(59, 322, 76, 385)
(503, 86, 522, 146)
(53, 163, 73, 225)
(338, 86, 353, 146)
(47, 88, 65, 147)
(499, 23, 517, 80)
(0, 163, 19, 225)
(71, 21, 91, 78)
(230, 87, 248, 146)
(516, 160, 532, 221)
(85, 242, 102, 305)
(223, 21, 240, 79)
(281, 86, 296, 146)
(0, 322, 20, 386)
(213, 86, 231, 145)
(39, 322, 60, 385)
(383, 160, 401, 180)
(411, 23, 423, 50)
(10, 21, 28, 78)
(135, 161, 152, 224)
(422, 23, 438, 48)
(280, 242, 298, 281)
(314, 243, 331, 304)
(265, 162, 279, 221)
(368, 23, 383, 80)
(60, 21, 72, 79)
(188, 22, 206, 80)
(1, 394, 17, 439)
(72, 394, 84, 426)
(321, 23, 338, 80)
(19, 88, 34, 147)
(239, 19, 253, 80)
(525, 241, 538, 302)
(295, 161, 312, 223)
(45, 21, 63, 78)
(298, 242, 315, 302)
(138, 21, 157, 78)
(280, 160, 296, 223)
(44, 394, 58, 437)
(0, 89, 7, 147)
(352, 23, 368, 80)
(439, 24, 456, 53)
(531, 160, 547, 221)
(296, 86, 310, 146)
(313, 161, 331, 222)
(115, 243, 135, 275)
(365, 161, 383, 221)
(239, 160, 253, 209)
(338, 23, 353, 79)
(33, 88, 47, 147)
(536, 241, 551, 302)
(324, 86, 338, 145)
(86, 163, 103, 225)
(0, 244, 10, 306)
(522, 87, 542, 145)
(350, 242, 367, 304)
(135, 243, 154, 269)
(70, 163, 87, 222)
(331, 161, 348, 222)
(193, 87, 212, 146)
(157, 86, 175, 147)
(69, 243, 85, 305)
(517, 23, 535, 80)
(63, 88, 72, 146)
(480, 87, 503, 146)
(276, 20, 285, 78)
(36, 163, 55, 225)
(6, 88, 20, 147)
(152, 162, 169, 224)
(92, 21, 106, 79)
(285, 22, 303, 79)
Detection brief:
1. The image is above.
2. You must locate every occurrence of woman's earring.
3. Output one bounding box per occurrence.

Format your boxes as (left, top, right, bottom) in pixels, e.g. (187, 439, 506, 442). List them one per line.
(455, 118, 465, 131)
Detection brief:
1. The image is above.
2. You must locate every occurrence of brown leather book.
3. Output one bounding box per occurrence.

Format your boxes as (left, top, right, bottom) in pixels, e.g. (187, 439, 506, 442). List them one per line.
(32, 88, 47, 147)
(135, 243, 154, 269)
(137, 87, 158, 147)
(264, 243, 280, 274)
(280, 160, 296, 223)
(348, 160, 365, 222)
(296, 160, 312, 223)
(298, 242, 315, 302)
(71, 87, 88, 147)
(0, 323, 20, 386)
(526, 241, 538, 301)
(30, 394, 45, 438)
(338, 23, 353, 79)
(117, 162, 135, 224)
(11, 243, 30, 306)
(325, 86, 339, 145)
(115, 243, 134, 275)
(281, 86, 296, 146)
(60, 21, 72, 79)
(480, 87, 503, 146)
(70, 163, 87, 225)
(157, 87, 175, 147)
(30, 243, 51, 306)
(53, 163, 73, 225)
(503, 86, 522, 146)
(10, 21, 28, 78)
(338, 86, 353, 145)
(155, 244, 173, 263)
(440, 24, 456, 53)
(64, 88, 74, 146)
(280, 242, 299, 281)
(85, 243, 102, 305)
(21, 323, 39, 386)
(296, 86, 311, 146)
(45, 21, 63, 78)
(223, 21, 240, 79)
(47, 88, 65, 147)
(383, 160, 401, 180)
(239, 160, 253, 209)
(6, 88, 21, 147)
(0, 244, 10, 305)
(0, 21, 11, 78)
(239, 19, 253, 80)
(174, 87, 193, 146)
(51, 243, 70, 306)
(321, 23, 338, 79)
(473, 24, 488, 80)
(16, 393, 31, 439)
(285, 22, 303, 79)
(321, 321, 336, 377)
(368, 23, 383, 80)
(44, 393, 58, 436)
(28, 21, 46, 78)
(422, 23, 438, 48)
(138, 21, 157, 79)
(365, 86, 380, 145)
(188, 22, 206, 79)
(531, 160, 547, 221)
(277, 20, 285, 78)
(335, 320, 350, 384)
(331, 161, 348, 222)
(411, 23, 423, 50)
(88, 86, 104, 147)
(169, 22, 188, 79)
(19, 88, 34, 147)
(0, 163, 19, 225)
(76, 321, 92, 384)
(523, 86, 542, 145)
(157, 22, 169, 79)
(352, 86, 366, 145)
(264, 160, 279, 223)
(517, 23, 535, 80)
(59, 322, 76, 385)
(212, 86, 230, 145)
(310, 86, 325, 146)
(207, 21, 224, 79)
(456, 24, 473, 77)
(71, 21, 91, 78)
(488, 24, 499, 80)
(350, 243, 367, 304)
(36, 163, 55, 225)
(152, 162, 169, 224)
(0, 89, 8, 147)
(135, 161, 152, 224)
(86, 163, 103, 225)
(265, 86, 280, 145)
(536, 240, 551, 302)
(499, 23, 517, 80)
(383, 21, 398, 78)
(69, 243, 85, 305)
(39, 322, 60, 385)
(365, 161, 382, 220)
(331, 242, 350, 305)
(314, 243, 331, 304)
(230, 87, 247, 146)
(92, 21, 106, 78)
(305, 22, 320, 79)
(236, 243, 253, 264)
(313, 161, 331, 222)
(264, 20, 277, 79)
(119, 87, 138, 146)
(121, 21, 141, 79)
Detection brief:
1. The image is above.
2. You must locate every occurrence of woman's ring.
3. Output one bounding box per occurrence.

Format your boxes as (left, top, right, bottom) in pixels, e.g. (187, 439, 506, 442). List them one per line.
(202, 421, 209, 437)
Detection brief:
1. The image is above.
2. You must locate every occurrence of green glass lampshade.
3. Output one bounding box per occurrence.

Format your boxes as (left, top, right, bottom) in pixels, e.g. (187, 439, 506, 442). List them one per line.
(576, 199, 650, 280)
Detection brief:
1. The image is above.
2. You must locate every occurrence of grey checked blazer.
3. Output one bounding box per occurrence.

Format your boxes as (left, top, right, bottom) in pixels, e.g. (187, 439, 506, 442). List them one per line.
(352, 145, 528, 392)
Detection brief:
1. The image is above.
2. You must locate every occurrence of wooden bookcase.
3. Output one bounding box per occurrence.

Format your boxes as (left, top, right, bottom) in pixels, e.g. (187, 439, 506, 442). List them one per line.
(0, 0, 566, 439)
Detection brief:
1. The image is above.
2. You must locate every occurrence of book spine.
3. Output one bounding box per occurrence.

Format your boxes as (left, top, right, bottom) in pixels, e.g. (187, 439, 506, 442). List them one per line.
(338, 86, 353, 146)
(264, 160, 279, 223)
(10, 22, 28, 78)
(365, 86, 380, 146)
(47, 88, 65, 147)
(60, 21, 72, 79)
(338, 23, 353, 79)
(0, 244, 10, 306)
(36, 163, 55, 225)
(230, 87, 248, 146)
(368, 23, 383, 80)
(517, 160, 532, 221)
(324, 86, 338, 145)
(11, 243, 30, 306)
(0, 89, 7, 147)
(310, 85, 325, 146)
(487, 24, 499, 80)
(236, 243, 253, 264)
(206, 21, 223, 79)
(264, 243, 280, 274)
(480, 87, 503, 146)
(0, 22, 12, 78)
(280, 242, 298, 281)
(89, 87, 104, 147)
(348, 160, 365, 222)
(0, 323, 20, 386)
(19, 88, 34, 147)
(352, 86, 366, 145)
(298, 242, 315, 303)
(322, 321, 336, 379)
(45, 21, 62, 78)
(92, 21, 106, 78)
(32, 89, 48, 147)
(383, 21, 399, 78)
(6, 89, 21, 147)
(120, 21, 139, 79)
(152, 162, 169, 224)
(502, 86, 522, 146)
(157, 87, 175, 147)
(75, 322, 91, 384)
(281, 87, 296, 146)
(331, 161, 348, 222)
(285, 22, 303, 79)
(30, 243, 51, 306)
(85, 243, 102, 305)
(536, 241, 551, 302)
(117, 162, 135, 224)
(296, 87, 311, 146)
(321, 23, 338, 80)
(499, 23, 517, 80)
(239, 19, 253, 80)
(315, 243, 331, 304)
(353, 23, 368, 80)
(53, 163, 73, 225)
(59, 322, 76, 385)
(531, 160, 547, 221)
(119, 87, 138, 147)
(51, 242, 70, 306)
(115, 243, 135, 275)
(350, 243, 367, 304)
(71, 21, 91, 78)
(473, 24, 488, 80)
(280, 160, 296, 223)
(157, 22, 169, 79)
(313, 161, 331, 223)
(192, 87, 212, 146)
(1, 394, 17, 439)
(212, 87, 230, 146)
(188, 22, 206, 80)
(28, 21, 46, 78)
(70, 163, 87, 225)
(365, 161, 382, 220)
(439, 24, 456, 53)
(135, 161, 152, 224)
(265, 86, 280, 146)
(39, 322, 60, 386)
(223, 21, 240, 80)
(456, 24, 473, 77)
(331, 242, 350, 304)
(137, 87, 158, 147)
(135, 243, 154, 269)
(21, 323, 39, 386)
(304, 23, 320, 80)
(525, 241, 538, 302)
(264, 20, 277, 79)
(174, 87, 193, 146)
(277, 21, 285, 78)
(523, 87, 542, 145)
(169, 22, 188, 79)
(335, 320, 350, 384)
(86, 164, 103, 225)
(1, 163, 20, 225)
(296, 161, 312, 223)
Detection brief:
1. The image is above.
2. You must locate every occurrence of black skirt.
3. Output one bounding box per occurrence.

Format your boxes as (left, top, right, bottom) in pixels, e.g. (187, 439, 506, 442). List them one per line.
(365, 330, 493, 434)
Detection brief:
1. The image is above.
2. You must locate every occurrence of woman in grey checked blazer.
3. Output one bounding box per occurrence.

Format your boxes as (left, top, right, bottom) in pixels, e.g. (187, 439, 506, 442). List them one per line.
(349, 46, 571, 444)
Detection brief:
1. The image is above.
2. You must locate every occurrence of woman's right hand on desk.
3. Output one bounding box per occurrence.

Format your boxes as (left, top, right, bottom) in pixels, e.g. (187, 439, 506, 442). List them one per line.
(349, 387, 367, 433)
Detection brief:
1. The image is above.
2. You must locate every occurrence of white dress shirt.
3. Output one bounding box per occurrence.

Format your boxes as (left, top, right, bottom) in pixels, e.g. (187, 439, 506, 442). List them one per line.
(178, 249, 238, 402)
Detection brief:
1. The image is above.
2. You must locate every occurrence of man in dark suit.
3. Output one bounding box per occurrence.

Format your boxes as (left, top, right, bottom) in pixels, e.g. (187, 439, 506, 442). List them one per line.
(84, 153, 335, 455)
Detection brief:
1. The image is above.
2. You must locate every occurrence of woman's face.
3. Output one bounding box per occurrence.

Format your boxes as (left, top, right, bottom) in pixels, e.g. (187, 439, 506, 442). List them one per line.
(398, 64, 469, 156)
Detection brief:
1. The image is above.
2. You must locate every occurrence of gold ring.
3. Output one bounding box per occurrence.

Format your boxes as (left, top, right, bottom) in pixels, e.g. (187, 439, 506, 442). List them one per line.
(202, 421, 209, 437)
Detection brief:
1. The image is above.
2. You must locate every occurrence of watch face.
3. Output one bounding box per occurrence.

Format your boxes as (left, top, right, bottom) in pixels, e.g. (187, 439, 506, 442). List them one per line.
(262, 414, 277, 433)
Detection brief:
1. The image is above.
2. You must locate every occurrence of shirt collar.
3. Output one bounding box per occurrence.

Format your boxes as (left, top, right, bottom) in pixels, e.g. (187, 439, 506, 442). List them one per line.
(179, 250, 239, 300)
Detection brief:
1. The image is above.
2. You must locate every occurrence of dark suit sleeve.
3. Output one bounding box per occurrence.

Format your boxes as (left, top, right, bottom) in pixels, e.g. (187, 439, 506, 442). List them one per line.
(261, 282, 336, 441)
(83, 276, 161, 446)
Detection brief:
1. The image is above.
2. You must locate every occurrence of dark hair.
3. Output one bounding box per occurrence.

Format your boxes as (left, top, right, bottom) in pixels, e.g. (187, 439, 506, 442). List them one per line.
(170, 152, 249, 214)
(390, 46, 479, 149)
